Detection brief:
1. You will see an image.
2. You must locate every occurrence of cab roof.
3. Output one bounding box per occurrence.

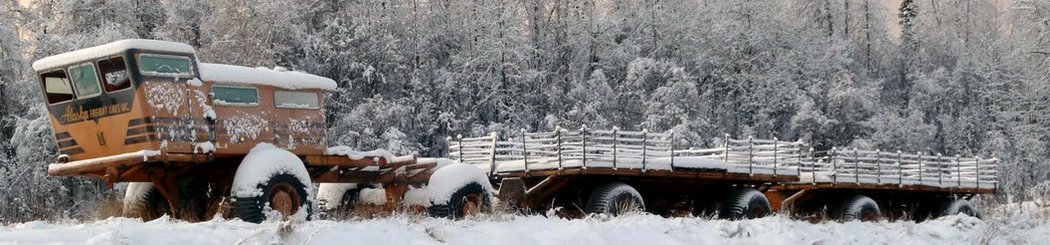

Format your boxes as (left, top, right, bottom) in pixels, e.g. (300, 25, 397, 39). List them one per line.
(199, 63, 338, 91)
(32, 39, 196, 72)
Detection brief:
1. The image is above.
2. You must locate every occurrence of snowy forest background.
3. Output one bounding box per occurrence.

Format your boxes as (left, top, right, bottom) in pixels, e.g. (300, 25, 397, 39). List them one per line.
(0, 0, 1048, 222)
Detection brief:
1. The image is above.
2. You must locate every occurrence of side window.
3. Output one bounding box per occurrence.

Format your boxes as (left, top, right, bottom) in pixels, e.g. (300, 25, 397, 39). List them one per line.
(138, 54, 193, 78)
(68, 63, 102, 98)
(98, 56, 131, 92)
(40, 70, 74, 104)
(274, 90, 320, 109)
(211, 86, 258, 106)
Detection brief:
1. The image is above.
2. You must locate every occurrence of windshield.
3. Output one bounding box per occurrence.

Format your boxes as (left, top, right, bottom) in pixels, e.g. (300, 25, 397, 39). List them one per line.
(69, 63, 102, 98)
(41, 70, 74, 104)
(99, 56, 131, 92)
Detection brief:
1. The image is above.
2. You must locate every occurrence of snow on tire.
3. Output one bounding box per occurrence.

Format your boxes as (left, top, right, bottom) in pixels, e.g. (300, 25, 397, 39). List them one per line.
(719, 188, 771, 220)
(836, 194, 880, 222)
(231, 144, 315, 223)
(426, 163, 494, 219)
(584, 182, 645, 216)
(123, 182, 169, 221)
(317, 183, 378, 212)
(939, 199, 982, 219)
(317, 183, 357, 211)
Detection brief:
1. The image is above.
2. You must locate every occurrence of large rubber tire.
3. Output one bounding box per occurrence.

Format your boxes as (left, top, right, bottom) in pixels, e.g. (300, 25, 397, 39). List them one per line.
(232, 173, 312, 223)
(836, 194, 881, 222)
(426, 163, 495, 219)
(230, 145, 314, 223)
(939, 199, 982, 219)
(427, 182, 492, 219)
(719, 188, 771, 220)
(584, 182, 645, 216)
(123, 182, 170, 221)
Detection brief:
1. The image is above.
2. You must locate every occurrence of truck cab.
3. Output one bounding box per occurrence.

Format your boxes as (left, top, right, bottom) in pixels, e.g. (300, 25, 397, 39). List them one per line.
(34, 40, 204, 161)
(34, 39, 335, 178)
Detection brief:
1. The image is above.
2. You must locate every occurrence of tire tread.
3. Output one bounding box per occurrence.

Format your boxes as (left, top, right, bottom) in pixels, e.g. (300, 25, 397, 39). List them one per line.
(584, 182, 644, 215)
(838, 194, 880, 221)
(719, 188, 771, 220)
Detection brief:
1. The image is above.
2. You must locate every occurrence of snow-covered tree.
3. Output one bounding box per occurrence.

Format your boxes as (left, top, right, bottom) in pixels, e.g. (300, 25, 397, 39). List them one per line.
(891, 0, 919, 107)
(198, 0, 309, 66)
(154, 0, 209, 47)
(565, 69, 616, 129)
(1, 0, 1048, 221)
(0, 0, 20, 175)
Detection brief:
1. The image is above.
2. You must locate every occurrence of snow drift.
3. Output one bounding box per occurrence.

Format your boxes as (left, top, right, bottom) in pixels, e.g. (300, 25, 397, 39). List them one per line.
(1, 214, 1045, 244)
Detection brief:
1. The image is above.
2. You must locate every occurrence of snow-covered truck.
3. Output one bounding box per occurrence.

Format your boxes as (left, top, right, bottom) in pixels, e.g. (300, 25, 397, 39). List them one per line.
(449, 129, 998, 221)
(37, 39, 997, 223)
(35, 39, 481, 222)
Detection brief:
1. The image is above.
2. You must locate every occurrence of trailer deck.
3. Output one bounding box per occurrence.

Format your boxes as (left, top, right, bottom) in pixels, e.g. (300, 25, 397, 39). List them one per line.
(449, 128, 998, 193)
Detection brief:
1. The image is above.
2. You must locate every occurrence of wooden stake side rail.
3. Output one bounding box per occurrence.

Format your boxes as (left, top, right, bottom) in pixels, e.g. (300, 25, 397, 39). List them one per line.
(796, 148, 999, 190)
(450, 128, 999, 192)
(492, 166, 799, 183)
(449, 128, 806, 179)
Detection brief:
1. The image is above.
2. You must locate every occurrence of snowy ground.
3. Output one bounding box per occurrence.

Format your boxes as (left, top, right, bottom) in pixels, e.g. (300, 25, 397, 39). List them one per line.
(2, 212, 1046, 245)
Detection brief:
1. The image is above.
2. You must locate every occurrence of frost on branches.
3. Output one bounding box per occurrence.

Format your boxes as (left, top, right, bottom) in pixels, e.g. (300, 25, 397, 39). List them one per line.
(1, 0, 1050, 222)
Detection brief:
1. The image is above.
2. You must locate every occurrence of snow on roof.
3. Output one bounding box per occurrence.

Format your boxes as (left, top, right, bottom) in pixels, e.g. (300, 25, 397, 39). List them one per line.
(199, 63, 337, 91)
(32, 39, 196, 71)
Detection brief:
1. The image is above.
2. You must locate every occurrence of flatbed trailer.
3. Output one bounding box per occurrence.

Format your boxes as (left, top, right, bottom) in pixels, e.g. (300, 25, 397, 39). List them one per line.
(772, 148, 996, 220)
(450, 128, 998, 220)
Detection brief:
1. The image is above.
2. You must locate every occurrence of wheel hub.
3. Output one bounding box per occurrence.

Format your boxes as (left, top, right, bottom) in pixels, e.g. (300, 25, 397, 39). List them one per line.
(861, 209, 879, 221)
(461, 194, 482, 216)
(748, 205, 768, 218)
(269, 183, 301, 217)
(613, 195, 641, 214)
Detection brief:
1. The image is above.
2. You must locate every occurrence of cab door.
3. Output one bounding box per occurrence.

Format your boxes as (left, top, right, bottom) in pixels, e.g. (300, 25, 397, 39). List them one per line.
(184, 69, 215, 154)
(93, 55, 138, 156)
(272, 89, 325, 154)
